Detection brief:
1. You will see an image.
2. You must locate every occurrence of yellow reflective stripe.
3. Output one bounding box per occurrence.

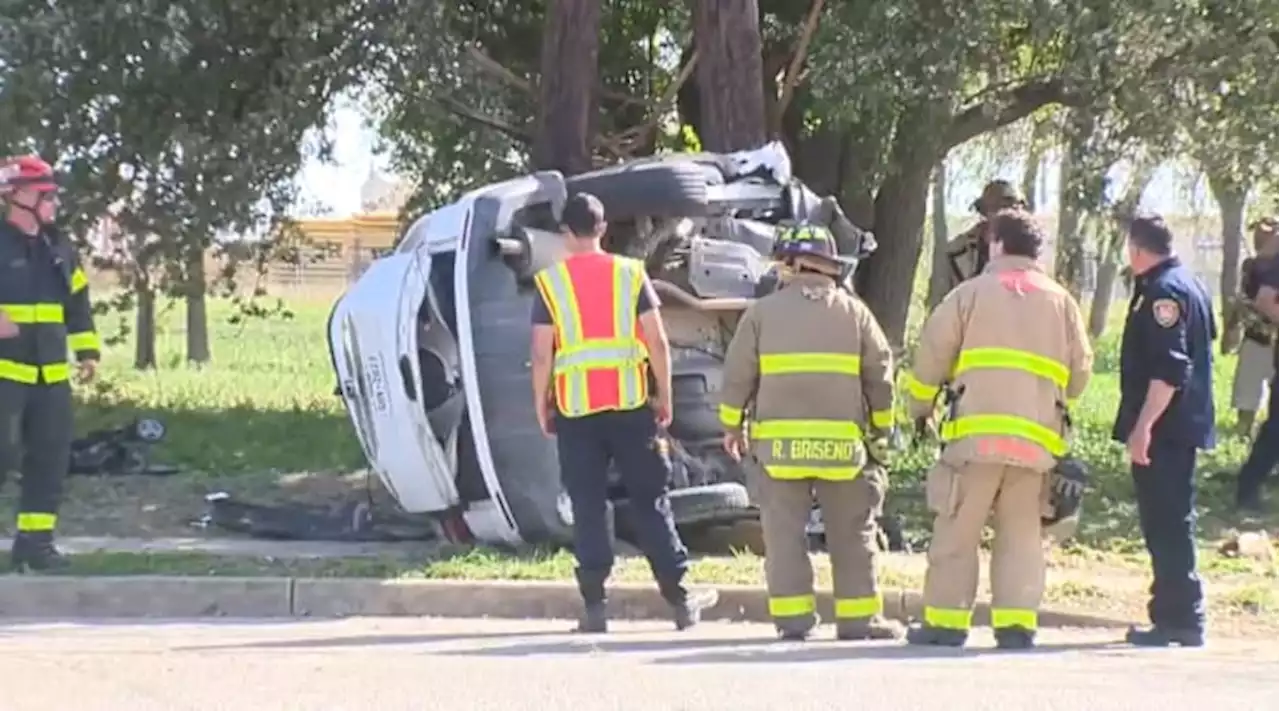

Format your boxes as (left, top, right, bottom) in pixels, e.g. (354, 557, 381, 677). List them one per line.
(0, 302, 64, 323)
(70, 267, 89, 294)
(766, 465, 860, 481)
(870, 409, 894, 429)
(904, 372, 939, 401)
(0, 360, 69, 384)
(834, 596, 883, 619)
(751, 419, 863, 440)
(759, 352, 861, 376)
(924, 606, 972, 630)
(16, 512, 57, 532)
(539, 263, 588, 416)
(612, 260, 645, 409)
(719, 404, 744, 428)
(940, 414, 1067, 457)
(68, 331, 101, 352)
(768, 594, 816, 617)
(953, 347, 1069, 389)
(991, 608, 1038, 630)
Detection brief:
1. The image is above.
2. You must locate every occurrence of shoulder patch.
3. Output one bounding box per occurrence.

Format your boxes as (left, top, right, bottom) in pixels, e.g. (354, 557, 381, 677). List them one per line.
(1151, 298, 1181, 328)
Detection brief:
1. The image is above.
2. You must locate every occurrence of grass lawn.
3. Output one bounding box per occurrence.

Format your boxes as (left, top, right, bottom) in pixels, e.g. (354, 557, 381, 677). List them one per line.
(0, 287, 1275, 630)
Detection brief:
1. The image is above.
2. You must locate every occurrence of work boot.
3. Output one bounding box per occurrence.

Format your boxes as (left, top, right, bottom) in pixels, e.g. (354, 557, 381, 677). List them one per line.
(777, 626, 813, 641)
(994, 626, 1036, 650)
(671, 588, 719, 631)
(9, 532, 68, 573)
(905, 624, 967, 648)
(1124, 625, 1205, 648)
(576, 603, 609, 633)
(836, 616, 905, 641)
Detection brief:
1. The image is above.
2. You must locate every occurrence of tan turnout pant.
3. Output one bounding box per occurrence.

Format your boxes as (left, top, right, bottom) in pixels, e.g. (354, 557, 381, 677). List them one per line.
(751, 461, 887, 634)
(921, 461, 1045, 634)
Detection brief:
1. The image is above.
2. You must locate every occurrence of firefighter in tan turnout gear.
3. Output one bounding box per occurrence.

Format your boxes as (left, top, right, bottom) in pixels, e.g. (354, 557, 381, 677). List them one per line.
(904, 210, 1093, 650)
(719, 224, 902, 641)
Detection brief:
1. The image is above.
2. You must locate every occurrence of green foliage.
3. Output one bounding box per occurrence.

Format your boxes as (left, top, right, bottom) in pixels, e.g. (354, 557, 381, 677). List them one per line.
(0, 0, 389, 298)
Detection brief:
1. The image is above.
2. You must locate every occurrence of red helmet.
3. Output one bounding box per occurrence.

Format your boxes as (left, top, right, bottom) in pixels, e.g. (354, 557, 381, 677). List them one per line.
(0, 155, 58, 194)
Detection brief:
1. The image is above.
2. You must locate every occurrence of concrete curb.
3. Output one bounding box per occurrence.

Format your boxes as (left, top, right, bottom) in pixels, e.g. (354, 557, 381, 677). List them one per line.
(0, 576, 1132, 628)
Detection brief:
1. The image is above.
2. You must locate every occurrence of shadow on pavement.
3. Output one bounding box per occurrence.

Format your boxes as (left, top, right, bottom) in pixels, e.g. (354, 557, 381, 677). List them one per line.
(650, 640, 1126, 665)
(175, 627, 612, 652)
(437, 636, 1125, 663)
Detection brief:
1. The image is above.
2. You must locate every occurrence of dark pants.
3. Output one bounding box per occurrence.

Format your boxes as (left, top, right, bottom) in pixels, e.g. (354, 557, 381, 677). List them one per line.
(1132, 443, 1205, 631)
(1237, 376, 1278, 503)
(0, 381, 74, 535)
(555, 406, 689, 606)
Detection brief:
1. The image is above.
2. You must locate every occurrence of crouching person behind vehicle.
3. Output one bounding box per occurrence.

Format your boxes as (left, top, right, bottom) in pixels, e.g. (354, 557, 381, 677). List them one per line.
(904, 210, 1092, 650)
(719, 224, 902, 641)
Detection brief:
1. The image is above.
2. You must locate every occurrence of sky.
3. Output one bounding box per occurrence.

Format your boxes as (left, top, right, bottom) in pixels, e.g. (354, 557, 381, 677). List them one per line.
(293, 102, 1223, 222)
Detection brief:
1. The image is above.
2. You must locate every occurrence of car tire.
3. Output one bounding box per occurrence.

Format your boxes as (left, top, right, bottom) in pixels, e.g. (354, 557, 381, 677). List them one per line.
(613, 482, 754, 543)
(565, 160, 720, 222)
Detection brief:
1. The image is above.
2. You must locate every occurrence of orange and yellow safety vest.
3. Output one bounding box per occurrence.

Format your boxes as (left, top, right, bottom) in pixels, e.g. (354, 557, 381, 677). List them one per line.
(533, 253, 650, 418)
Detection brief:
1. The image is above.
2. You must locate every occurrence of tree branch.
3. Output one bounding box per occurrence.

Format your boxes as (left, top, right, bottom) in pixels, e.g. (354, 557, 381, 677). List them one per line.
(435, 97, 531, 143)
(463, 43, 648, 108)
(944, 78, 1073, 150)
(774, 0, 825, 130)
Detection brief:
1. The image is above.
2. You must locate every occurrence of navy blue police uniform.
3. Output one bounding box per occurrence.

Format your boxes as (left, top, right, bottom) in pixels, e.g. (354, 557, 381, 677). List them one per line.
(1235, 258, 1279, 509)
(1113, 255, 1215, 645)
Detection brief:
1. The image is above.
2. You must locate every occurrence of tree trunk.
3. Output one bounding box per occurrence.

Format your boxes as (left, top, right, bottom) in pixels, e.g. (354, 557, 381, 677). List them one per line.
(134, 279, 157, 371)
(1089, 153, 1161, 338)
(1054, 111, 1093, 300)
(531, 0, 601, 176)
(926, 158, 951, 309)
(1209, 176, 1247, 351)
(185, 248, 211, 364)
(692, 0, 768, 152)
(1020, 117, 1051, 212)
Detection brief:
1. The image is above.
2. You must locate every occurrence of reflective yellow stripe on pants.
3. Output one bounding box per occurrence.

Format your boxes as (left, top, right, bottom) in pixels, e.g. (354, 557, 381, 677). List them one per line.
(16, 512, 57, 532)
(834, 596, 882, 619)
(0, 360, 70, 384)
(768, 594, 816, 618)
(991, 608, 1038, 630)
(924, 606, 973, 631)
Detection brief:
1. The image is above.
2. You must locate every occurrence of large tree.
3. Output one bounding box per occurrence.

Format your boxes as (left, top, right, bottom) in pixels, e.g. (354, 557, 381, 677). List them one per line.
(532, 0, 603, 175)
(692, 0, 768, 152)
(0, 0, 388, 367)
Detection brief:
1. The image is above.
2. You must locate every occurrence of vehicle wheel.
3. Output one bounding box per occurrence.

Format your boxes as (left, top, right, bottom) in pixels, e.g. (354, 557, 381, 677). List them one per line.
(565, 160, 719, 222)
(134, 418, 166, 443)
(668, 482, 753, 526)
(614, 482, 754, 539)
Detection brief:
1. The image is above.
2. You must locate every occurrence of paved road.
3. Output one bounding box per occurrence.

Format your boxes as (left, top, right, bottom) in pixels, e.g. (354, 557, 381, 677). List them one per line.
(1, 617, 1275, 711)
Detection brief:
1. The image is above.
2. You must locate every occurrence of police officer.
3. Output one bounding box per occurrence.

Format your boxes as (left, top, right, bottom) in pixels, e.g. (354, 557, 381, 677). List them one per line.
(1227, 218, 1278, 436)
(719, 224, 902, 641)
(905, 209, 1093, 650)
(1234, 219, 1278, 512)
(1114, 214, 1215, 647)
(0, 155, 100, 572)
(939, 180, 1029, 297)
(530, 192, 717, 633)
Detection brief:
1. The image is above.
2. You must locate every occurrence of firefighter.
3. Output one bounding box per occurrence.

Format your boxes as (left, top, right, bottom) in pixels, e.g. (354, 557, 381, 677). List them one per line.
(904, 209, 1093, 650)
(0, 155, 100, 572)
(719, 223, 903, 641)
(939, 180, 1028, 298)
(530, 192, 717, 633)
